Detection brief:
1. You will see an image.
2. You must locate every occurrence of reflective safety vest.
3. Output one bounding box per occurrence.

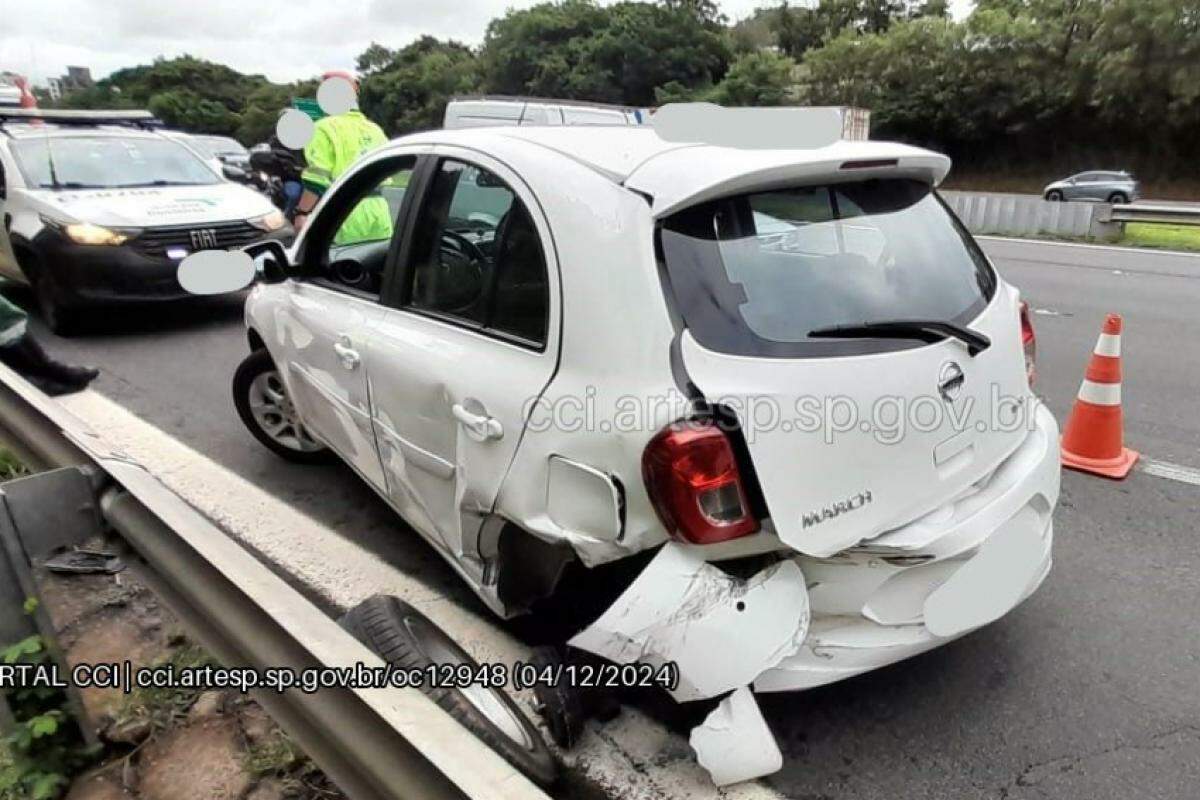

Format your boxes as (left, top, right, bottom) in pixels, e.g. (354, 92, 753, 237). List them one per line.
(301, 109, 390, 246)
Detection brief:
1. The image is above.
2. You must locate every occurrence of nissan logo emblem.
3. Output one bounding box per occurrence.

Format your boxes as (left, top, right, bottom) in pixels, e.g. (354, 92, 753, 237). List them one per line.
(938, 361, 965, 402)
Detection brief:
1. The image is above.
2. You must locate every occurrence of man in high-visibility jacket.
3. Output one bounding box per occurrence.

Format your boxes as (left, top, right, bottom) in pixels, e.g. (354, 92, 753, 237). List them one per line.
(296, 71, 390, 245)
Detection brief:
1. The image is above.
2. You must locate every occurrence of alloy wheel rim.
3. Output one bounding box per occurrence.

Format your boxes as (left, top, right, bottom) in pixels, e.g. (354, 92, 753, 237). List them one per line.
(247, 371, 323, 452)
(409, 620, 535, 750)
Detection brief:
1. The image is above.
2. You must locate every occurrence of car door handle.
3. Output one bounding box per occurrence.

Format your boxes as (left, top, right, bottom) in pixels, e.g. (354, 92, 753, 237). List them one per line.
(332, 342, 360, 370)
(452, 403, 503, 442)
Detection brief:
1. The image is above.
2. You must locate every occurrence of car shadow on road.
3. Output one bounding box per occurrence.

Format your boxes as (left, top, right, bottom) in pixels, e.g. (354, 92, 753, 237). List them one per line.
(0, 286, 248, 338)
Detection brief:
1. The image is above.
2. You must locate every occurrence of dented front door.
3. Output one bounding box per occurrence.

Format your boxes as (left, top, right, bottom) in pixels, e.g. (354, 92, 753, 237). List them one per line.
(367, 150, 559, 564)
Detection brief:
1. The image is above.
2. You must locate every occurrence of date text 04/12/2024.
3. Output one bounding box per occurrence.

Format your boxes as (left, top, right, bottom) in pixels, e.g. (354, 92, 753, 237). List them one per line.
(0, 660, 681, 695)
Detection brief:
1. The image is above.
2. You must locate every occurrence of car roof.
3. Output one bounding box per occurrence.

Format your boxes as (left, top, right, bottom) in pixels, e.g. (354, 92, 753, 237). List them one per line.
(2, 124, 164, 141)
(392, 125, 952, 218)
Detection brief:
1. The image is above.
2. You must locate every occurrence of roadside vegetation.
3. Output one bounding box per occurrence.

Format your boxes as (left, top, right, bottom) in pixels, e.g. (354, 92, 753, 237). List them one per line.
(0, 449, 26, 481)
(37, 0, 1199, 190)
(1122, 223, 1200, 253)
(1, 602, 99, 800)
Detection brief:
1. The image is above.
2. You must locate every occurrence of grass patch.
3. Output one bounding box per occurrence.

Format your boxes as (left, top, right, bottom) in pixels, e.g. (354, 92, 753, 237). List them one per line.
(243, 730, 305, 777)
(1121, 223, 1200, 252)
(113, 644, 217, 734)
(0, 450, 27, 481)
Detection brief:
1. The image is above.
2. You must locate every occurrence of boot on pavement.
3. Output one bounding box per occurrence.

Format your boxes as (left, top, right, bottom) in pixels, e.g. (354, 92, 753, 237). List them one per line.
(0, 333, 99, 394)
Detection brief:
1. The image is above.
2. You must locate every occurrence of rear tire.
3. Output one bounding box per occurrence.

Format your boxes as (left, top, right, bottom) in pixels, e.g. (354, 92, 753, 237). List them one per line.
(340, 595, 558, 787)
(232, 348, 332, 463)
(1108, 192, 1129, 205)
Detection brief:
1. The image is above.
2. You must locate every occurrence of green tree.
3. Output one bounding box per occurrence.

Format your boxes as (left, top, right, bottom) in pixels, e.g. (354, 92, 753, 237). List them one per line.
(358, 37, 479, 135)
(775, 2, 826, 59)
(356, 42, 397, 76)
(710, 50, 798, 105)
(52, 55, 289, 143)
(237, 80, 318, 144)
(1087, 0, 1200, 155)
(479, 0, 730, 106)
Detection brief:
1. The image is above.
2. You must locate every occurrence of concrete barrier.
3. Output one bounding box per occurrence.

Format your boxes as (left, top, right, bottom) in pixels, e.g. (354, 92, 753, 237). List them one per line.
(940, 191, 1119, 240)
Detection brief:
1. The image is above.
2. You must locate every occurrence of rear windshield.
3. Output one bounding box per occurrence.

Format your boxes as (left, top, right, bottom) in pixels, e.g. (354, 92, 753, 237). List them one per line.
(12, 136, 219, 190)
(659, 179, 996, 358)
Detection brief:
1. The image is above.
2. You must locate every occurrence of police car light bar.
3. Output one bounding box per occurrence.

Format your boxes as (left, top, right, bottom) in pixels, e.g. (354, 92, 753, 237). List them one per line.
(0, 108, 162, 129)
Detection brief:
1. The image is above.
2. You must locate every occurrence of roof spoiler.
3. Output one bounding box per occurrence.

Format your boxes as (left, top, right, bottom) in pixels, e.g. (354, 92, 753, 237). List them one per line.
(0, 108, 162, 130)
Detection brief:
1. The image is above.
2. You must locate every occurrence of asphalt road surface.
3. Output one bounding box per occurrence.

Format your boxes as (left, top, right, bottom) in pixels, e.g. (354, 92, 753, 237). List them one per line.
(10, 237, 1200, 799)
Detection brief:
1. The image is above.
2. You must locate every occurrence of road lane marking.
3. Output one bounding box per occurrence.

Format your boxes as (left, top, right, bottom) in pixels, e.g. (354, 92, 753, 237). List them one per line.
(58, 390, 779, 800)
(978, 235, 1200, 259)
(1141, 459, 1200, 487)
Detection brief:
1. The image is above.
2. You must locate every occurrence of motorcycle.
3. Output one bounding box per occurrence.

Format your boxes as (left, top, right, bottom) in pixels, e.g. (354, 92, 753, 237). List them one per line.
(248, 144, 298, 222)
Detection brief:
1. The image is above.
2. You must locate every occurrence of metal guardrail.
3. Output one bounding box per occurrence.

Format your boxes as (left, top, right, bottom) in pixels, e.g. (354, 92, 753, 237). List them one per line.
(0, 363, 552, 800)
(1103, 203, 1200, 226)
(943, 191, 1200, 239)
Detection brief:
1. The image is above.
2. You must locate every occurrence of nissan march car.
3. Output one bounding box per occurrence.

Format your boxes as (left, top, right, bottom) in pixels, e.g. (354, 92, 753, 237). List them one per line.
(0, 109, 291, 333)
(221, 122, 1059, 727)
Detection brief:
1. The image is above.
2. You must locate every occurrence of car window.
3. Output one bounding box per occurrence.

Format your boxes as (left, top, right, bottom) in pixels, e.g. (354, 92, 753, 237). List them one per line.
(200, 136, 247, 156)
(309, 160, 414, 300)
(660, 179, 996, 358)
(11, 135, 218, 189)
(403, 159, 549, 347)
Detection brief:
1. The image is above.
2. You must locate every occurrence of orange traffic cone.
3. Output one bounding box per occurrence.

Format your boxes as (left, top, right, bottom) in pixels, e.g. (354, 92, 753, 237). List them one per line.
(1060, 313, 1139, 479)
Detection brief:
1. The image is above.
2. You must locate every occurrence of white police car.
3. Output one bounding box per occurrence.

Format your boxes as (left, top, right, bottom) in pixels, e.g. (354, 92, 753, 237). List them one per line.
(0, 109, 290, 334)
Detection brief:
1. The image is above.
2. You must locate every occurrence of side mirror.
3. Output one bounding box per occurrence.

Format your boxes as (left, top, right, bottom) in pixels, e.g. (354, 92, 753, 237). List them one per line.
(222, 163, 249, 182)
(245, 240, 291, 284)
(177, 240, 291, 296)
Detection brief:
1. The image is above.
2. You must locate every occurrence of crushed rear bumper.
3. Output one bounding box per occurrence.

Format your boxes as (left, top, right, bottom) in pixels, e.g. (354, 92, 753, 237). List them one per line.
(757, 401, 1060, 691)
(571, 403, 1059, 696)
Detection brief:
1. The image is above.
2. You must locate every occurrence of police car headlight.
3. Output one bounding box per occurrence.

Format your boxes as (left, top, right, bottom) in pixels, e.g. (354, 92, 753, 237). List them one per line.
(249, 211, 286, 232)
(40, 215, 137, 246)
(65, 223, 132, 246)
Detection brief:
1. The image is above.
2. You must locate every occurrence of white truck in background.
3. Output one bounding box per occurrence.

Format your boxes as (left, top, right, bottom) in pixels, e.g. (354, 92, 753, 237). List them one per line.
(0, 83, 22, 108)
(444, 95, 871, 139)
(444, 96, 651, 129)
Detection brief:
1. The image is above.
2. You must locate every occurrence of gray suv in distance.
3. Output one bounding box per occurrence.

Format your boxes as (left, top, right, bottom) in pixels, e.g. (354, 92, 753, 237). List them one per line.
(1043, 171, 1140, 203)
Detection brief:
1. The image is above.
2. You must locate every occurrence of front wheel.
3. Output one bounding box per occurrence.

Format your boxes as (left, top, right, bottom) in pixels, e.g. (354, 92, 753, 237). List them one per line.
(232, 348, 331, 463)
(26, 257, 83, 336)
(1045, 190, 1064, 202)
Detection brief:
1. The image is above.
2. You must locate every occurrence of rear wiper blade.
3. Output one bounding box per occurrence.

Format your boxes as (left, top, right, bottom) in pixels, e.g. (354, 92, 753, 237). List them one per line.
(808, 319, 991, 356)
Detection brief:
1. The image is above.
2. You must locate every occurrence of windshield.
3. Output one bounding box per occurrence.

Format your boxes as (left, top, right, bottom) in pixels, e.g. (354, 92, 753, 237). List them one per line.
(659, 179, 996, 358)
(198, 136, 247, 156)
(12, 135, 220, 190)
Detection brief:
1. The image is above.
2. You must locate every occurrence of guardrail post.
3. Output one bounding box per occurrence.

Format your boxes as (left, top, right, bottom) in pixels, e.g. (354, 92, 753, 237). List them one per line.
(1090, 203, 1123, 241)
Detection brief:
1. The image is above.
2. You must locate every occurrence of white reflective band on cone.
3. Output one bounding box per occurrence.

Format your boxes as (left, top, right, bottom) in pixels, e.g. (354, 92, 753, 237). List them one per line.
(1078, 379, 1122, 406)
(1094, 333, 1121, 357)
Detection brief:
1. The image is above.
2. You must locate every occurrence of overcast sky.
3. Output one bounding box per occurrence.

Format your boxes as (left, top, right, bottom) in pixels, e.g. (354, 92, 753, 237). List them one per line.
(1, 0, 974, 86)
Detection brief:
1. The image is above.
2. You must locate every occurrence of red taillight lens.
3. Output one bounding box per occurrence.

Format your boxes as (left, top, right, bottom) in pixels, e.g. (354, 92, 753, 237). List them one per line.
(642, 421, 760, 545)
(1019, 300, 1036, 385)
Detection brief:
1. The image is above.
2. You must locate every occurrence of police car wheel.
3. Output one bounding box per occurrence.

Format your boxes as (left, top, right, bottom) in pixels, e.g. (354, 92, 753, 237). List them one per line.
(233, 349, 332, 464)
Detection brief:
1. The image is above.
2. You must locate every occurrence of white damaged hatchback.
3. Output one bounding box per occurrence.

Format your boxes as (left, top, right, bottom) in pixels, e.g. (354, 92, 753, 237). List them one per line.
(215, 114, 1059, 785)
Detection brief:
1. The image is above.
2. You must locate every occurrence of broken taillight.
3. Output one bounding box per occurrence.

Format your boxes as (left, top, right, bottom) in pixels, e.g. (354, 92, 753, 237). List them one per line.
(1019, 300, 1036, 386)
(642, 421, 760, 545)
